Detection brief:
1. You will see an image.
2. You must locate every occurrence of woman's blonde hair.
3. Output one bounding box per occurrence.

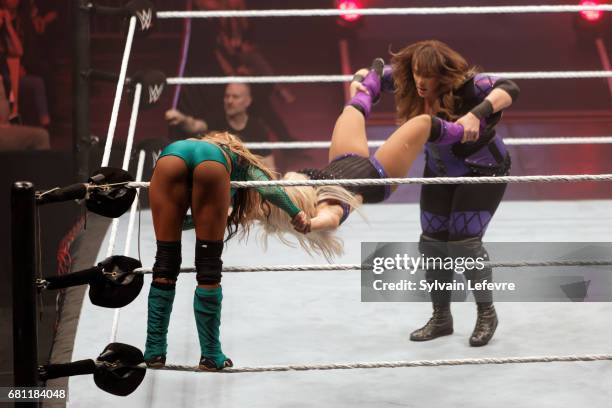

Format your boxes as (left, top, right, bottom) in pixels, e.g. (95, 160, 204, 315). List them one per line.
(199, 132, 360, 259)
(199, 131, 274, 240)
(390, 40, 478, 123)
(257, 172, 362, 261)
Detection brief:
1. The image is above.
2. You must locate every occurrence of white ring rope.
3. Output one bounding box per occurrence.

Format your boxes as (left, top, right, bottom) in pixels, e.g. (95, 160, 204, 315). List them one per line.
(110, 150, 146, 344)
(104, 73, 143, 343)
(128, 174, 612, 190)
(167, 75, 349, 85)
(227, 174, 612, 187)
(105, 79, 141, 259)
(121, 84, 142, 171)
(504, 136, 612, 145)
(244, 137, 612, 150)
(166, 71, 612, 85)
(487, 71, 612, 79)
(138, 264, 361, 274)
(231, 174, 612, 187)
(135, 260, 612, 274)
(157, 5, 612, 19)
(104, 195, 120, 257)
(124, 150, 146, 259)
(101, 16, 136, 167)
(158, 353, 612, 373)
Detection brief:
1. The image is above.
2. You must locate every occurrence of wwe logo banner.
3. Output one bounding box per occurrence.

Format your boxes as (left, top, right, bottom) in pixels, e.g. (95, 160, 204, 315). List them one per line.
(132, 69, 166, 107)
(148, 84, 164, 104)
(126, 0, 156, 33)
(136, 8, 153, 31)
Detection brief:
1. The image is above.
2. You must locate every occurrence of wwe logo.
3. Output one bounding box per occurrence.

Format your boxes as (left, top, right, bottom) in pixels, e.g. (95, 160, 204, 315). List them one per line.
(136, 8, 153, 31)
(148, 84, 164, 104)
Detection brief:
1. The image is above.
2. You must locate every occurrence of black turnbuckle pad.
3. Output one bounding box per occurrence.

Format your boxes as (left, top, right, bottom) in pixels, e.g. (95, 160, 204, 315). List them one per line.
(125, 0, 156, 34)
(43, 256, 143, 308)
(39, 343, 146, 396)
(87, 167, 137, 218)
(90, 256, 143, 308)
(130, 69, 166, 108)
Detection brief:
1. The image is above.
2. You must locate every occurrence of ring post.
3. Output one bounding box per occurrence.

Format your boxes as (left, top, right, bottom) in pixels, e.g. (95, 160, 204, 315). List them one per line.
(73, 0, 91, 182)
(11, 182, 39, 406)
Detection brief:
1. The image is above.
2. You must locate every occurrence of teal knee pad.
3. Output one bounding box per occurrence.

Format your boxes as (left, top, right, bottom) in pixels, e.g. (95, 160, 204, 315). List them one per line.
(144, 284, 176, 360)
(193, 287, 229, 368)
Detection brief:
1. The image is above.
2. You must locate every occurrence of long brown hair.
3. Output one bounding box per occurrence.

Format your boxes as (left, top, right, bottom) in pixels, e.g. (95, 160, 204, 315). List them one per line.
(198, 131, 274, 241)
(390, 40, 478, 123)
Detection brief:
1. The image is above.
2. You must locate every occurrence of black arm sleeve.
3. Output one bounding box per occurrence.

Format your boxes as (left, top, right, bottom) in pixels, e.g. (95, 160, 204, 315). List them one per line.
(493, 79, 520, 102)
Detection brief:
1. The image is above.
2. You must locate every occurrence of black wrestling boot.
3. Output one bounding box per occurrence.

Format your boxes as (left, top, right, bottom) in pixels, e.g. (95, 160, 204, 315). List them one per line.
(410, 303, 454, 341)
(198, 356, 233, 372)
(469, 303, 498, 347)
(145, 355, 166, 369)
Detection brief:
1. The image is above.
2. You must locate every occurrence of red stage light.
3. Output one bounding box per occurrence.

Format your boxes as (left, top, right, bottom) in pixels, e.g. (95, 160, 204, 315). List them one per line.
(337, 0, 362, 22)
(579, 0, 603, 23)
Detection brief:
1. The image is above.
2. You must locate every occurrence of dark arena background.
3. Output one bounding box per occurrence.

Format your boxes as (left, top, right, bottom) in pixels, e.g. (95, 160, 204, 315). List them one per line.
(1, 0, 611, 407)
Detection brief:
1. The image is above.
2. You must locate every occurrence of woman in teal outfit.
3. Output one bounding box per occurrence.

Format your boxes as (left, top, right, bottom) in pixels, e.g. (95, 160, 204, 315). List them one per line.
(144, 131, 310, 371)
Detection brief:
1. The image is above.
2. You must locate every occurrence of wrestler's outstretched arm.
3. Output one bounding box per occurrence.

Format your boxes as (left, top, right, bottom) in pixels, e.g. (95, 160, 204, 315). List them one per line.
(310, 203, 344, 231)
(245, 166, 311, 233)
